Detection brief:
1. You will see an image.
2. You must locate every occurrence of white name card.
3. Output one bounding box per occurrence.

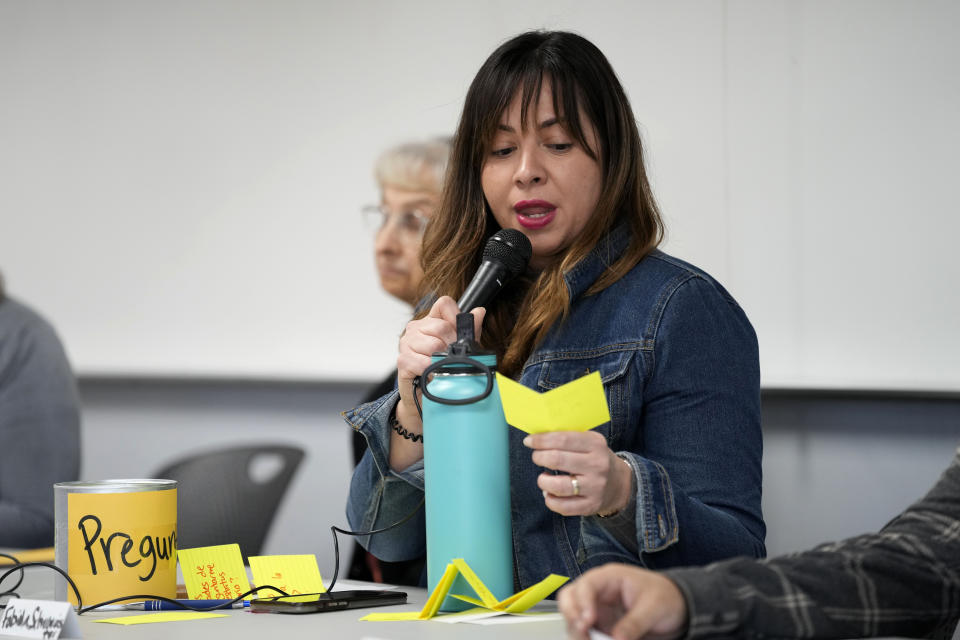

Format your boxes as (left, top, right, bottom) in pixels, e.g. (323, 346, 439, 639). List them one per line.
(0, 598, 81, 640)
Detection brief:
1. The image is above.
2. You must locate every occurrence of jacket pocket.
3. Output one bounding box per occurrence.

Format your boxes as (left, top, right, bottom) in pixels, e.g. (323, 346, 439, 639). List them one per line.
(536, 348, 634, 444)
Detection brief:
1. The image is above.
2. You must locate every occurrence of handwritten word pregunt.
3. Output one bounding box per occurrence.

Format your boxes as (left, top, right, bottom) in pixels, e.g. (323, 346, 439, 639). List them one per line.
(64, 487, 178, 606)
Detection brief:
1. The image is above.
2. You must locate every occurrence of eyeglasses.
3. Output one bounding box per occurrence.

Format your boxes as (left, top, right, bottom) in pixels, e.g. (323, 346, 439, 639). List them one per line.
(361, 205, 429, 243)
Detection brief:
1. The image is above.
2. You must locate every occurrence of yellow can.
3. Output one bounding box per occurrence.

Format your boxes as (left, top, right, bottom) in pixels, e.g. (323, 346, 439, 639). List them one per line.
(54, 479, 177, 606)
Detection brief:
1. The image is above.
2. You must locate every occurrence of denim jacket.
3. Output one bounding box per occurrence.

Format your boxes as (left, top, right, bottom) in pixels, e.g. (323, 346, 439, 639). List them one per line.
(344, 225, 765, 590)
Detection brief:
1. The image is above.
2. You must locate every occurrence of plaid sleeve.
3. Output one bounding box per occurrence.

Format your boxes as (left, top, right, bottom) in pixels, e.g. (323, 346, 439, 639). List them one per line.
(664, 450, 960, 639)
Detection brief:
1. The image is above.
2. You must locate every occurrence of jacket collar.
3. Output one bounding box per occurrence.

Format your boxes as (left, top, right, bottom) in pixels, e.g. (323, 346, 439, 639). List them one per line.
(562, 222, 633, 301)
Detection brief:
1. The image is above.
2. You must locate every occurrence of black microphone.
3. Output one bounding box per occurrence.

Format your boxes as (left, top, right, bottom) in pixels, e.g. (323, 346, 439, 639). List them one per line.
(457, 229, 532, 312)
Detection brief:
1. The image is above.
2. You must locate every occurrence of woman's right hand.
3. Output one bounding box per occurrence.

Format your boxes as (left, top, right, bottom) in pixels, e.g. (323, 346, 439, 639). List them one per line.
(390, 296, 485, 471)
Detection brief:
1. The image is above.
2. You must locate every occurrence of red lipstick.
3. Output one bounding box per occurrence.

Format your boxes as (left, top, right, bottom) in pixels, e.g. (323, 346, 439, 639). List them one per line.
(513, 199, 556, 230)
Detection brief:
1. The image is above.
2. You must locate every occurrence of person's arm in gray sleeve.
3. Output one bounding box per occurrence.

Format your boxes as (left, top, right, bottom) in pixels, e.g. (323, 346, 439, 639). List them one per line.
(0, 298, 81, 548)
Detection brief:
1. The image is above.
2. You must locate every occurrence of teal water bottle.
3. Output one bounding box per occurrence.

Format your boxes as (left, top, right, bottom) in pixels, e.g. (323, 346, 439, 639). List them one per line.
(420, 313, 513, 611)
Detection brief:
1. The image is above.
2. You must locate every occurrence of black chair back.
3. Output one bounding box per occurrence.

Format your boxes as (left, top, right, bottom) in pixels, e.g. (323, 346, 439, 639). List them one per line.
(154, 444, 305, 559)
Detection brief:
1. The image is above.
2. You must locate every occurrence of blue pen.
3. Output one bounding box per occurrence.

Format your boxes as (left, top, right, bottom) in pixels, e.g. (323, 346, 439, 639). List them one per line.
(98, 599, 250, 611)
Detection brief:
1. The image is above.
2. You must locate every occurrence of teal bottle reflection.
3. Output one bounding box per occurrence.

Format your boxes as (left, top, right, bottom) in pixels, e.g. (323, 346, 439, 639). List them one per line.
(420, 314, 513, 611)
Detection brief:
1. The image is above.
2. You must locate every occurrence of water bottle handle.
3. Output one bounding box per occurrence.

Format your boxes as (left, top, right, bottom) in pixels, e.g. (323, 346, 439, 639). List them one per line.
(420, 356, 495, 405)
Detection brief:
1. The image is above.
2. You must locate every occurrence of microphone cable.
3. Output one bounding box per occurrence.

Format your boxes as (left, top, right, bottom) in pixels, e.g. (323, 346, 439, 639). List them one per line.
(327, 496, 425, 593)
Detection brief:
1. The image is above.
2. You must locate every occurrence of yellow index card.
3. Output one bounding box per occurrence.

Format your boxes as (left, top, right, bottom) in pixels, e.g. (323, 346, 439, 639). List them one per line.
(503, 574, 569, 613)
(248, 554, 325, 595)
(496, 371, 610, 434)
(178, 544, 251, 600)
(450, 558, 499, 609)
(93, 611, 228, 625)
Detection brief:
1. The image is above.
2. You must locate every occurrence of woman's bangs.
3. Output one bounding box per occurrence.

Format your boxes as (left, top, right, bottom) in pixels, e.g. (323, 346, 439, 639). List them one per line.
(544, 66, 597, 162)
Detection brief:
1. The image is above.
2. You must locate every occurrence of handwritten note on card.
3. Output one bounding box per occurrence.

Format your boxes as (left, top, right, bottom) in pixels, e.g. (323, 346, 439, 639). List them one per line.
(177, 544, 251, 600)
(248, 554, 325, 594)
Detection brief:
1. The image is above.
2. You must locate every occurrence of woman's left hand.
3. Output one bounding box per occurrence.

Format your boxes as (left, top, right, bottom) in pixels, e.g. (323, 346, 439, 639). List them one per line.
(524, 431, 633, 516)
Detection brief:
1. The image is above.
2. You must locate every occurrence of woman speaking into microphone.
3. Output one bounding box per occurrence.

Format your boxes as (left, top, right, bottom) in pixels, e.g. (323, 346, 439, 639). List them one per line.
(345, 30, 765, 589)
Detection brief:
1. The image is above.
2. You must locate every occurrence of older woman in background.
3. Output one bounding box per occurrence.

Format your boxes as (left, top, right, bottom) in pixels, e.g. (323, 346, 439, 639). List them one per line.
(347, 138, 451, 586)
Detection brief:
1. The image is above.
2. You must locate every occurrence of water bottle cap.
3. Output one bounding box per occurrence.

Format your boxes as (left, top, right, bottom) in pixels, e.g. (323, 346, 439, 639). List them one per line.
(430, 312, 495, 359)
(430, 352, 497, 366)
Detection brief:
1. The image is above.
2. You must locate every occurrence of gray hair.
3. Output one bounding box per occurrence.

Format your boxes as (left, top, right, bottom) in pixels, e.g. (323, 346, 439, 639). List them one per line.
(374, 137, 452, 194)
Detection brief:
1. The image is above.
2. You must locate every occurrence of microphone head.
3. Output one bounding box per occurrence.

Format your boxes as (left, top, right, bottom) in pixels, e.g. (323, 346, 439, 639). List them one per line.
(483, 229, 532, 278)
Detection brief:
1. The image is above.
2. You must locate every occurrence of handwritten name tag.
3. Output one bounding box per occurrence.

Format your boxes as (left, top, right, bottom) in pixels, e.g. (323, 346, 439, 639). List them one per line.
(0, 598, 82, 639)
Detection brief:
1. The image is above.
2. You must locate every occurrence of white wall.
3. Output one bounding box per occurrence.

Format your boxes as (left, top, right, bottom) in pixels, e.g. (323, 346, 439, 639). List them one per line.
(3, 1, 958, 390)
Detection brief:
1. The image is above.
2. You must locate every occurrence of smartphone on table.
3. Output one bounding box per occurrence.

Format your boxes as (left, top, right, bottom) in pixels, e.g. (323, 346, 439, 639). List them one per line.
(249, 590, 407, 614)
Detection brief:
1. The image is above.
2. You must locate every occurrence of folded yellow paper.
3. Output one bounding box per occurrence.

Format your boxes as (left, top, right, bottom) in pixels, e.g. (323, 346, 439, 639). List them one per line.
(361, 562, 459, 622)
(451, 573, 569, 613)
(503, 574, 570, 613)
(360, 558, 568, 622)
(419, 562, 459, 619)
(451, 558, 500, 609)
(496, 371, 610, 433)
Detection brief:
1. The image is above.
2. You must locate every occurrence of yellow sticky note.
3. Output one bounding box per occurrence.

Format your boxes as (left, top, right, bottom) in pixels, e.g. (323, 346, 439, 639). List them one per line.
(450, 558, 499, 609)
(496, 371, 610, 433)
(248, 554, 325, 595)
(360, 611, 423, 621)
(178, 544, 251, 600)
(503, 574, 569, 613)
(93, 611, 227, 625)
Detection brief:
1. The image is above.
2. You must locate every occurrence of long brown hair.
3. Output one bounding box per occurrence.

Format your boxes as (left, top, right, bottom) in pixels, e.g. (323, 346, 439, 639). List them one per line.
(418, 31, 664, 377)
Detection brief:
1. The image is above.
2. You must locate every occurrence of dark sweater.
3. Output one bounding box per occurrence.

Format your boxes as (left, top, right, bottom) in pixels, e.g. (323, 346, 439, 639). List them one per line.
(0, 297, 81, 547)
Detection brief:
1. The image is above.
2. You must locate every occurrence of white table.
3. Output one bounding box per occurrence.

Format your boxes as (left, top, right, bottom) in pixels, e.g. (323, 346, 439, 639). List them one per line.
(3, 562, 567, 639)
